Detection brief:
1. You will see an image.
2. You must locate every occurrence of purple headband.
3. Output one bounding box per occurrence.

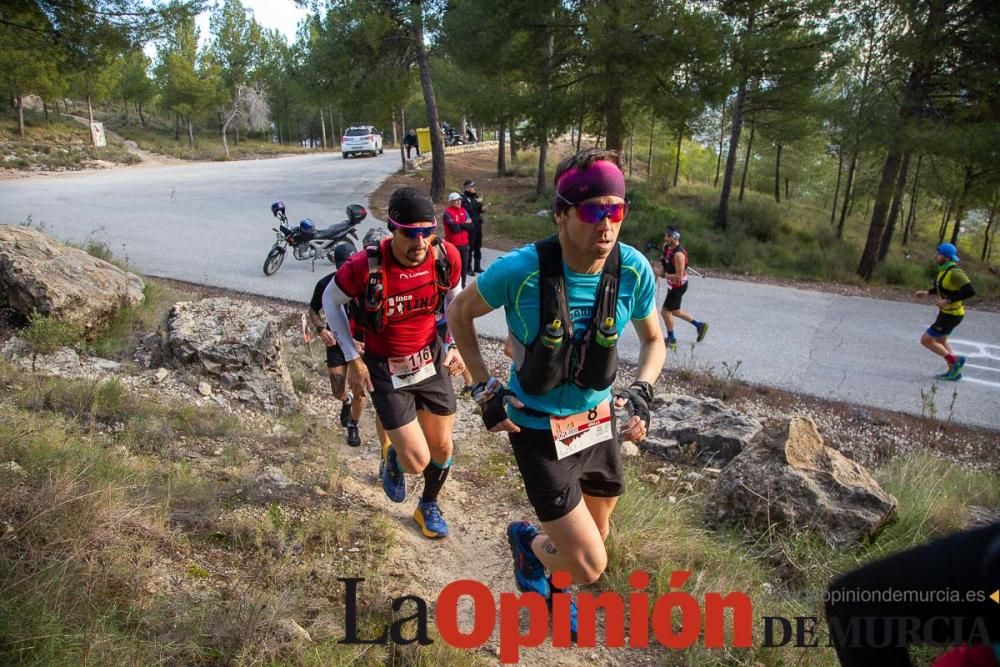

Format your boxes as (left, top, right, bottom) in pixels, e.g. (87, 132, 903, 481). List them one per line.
(555, 160, 626, 212)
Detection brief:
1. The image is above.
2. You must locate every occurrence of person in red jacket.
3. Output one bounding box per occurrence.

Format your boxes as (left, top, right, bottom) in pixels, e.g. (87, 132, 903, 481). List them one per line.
(321, 187, 465, 540)
(443, 191, 473, 286)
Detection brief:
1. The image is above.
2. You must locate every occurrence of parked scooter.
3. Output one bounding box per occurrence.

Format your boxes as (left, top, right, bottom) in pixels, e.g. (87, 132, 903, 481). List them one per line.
(263, 201, 367, 275)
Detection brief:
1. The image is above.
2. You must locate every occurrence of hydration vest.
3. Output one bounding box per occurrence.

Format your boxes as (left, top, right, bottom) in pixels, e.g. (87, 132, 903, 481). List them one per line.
(354, 237, 451, 333)
(933, 263, 960, 300)
(511, 235, 621, 395)
(662, 243, 688, 288)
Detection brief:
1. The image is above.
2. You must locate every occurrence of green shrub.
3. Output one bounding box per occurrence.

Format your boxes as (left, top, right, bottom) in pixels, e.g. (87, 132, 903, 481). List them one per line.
(21, 313, 85, 354)
(731, 199, 782, 243)
(873, 260, 928, 287)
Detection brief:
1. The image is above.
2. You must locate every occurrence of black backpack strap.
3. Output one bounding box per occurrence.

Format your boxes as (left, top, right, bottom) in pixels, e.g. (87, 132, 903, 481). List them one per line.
(592, 242, 622, 328)
(534, 235, 573, 343)
(360, 242, 385, 331)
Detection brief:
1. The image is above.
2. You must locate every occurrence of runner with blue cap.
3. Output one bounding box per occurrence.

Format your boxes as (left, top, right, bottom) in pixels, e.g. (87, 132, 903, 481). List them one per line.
(914, 243, 976, 381)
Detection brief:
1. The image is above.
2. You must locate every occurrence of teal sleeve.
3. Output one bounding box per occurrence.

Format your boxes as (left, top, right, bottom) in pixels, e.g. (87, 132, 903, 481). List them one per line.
(475, 250, 519, 309)
(631, 253, 657, 320)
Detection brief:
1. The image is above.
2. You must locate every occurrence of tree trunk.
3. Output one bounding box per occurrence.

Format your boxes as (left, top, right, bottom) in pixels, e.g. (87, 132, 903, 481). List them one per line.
(938, 197, 954, 243)
(16, 94, 25, 139)
(536, 23, 555, 199)
(831, 151, 844, 225)
(497, 120, 507, 177)
(43, 100, 49, 125)
(715, 70, 750, 230)
(575, 111, 584, 152)
(902, 154, 922, 245)
(857, 144, 904, 279)
(459, 114, 467, 140)
(715, 104, 726, 188)
(87, 94, 96, 146)
(982, 192, 998, 261)
(774, 142, 783, 203)
(836, 151, 858, 238)
(138, 102, 146, 127)
(857, 0, 946, 280)
(509, 117, 518, 161)
(174, 113, 180, 141)
(320, 110, 327, 150)
(602, 0, 625, 152)
(221, 111, 233, 159)
(627, 125, 635, 177)
(399, 107, 407, 170)
(674, 127, 684, 188)
(414, 4, 446, 202)
(738, 112, 756, 202)
(391, 110, 398, 146)
(878, 150, 912, 262)
(949, 164, 974, 245)
(235, 115, 240, 145)
(187, 117, 194, 149)
(646, 118, 655, 179)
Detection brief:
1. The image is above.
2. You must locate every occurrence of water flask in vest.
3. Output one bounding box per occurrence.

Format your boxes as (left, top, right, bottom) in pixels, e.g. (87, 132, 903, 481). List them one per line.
(595, 317, 618, 348)
(541, 319, 564, 350)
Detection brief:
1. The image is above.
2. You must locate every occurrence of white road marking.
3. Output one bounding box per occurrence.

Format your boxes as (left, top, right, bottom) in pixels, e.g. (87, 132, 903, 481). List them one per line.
(960, 376, 1000, 389)
(965, 363, 1000, 373)
(951, 340, 1000, 360)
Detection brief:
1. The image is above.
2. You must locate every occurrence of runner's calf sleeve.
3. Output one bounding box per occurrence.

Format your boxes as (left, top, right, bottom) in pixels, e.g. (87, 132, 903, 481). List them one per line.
(421, 459, 451, 503)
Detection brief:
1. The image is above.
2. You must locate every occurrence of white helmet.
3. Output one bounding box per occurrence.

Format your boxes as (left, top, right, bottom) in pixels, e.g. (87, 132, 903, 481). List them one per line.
(448, 192, 462, 202)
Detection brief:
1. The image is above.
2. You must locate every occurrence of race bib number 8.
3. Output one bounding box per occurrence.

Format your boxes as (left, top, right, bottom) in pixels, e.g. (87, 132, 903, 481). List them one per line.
(388, 346, 435, 389)
(550, 401, 613, 460)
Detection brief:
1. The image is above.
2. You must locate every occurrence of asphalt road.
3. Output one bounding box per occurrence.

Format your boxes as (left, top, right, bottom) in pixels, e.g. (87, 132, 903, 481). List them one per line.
(2, 154, 998, 430)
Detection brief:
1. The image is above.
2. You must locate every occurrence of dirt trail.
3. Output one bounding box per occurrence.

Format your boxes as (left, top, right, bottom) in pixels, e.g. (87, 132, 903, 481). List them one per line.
(307, 367, 657, 665)
(66, 113, 185, 167)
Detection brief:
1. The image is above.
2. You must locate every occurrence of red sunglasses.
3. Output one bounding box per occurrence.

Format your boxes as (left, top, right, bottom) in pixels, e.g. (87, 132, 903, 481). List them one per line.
(574, 201, 629, 224)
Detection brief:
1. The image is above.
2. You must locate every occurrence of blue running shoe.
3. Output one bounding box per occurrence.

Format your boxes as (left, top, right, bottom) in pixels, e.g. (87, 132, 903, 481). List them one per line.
(945, 356, 966, 381)
(381, 446, 406, 503)
(548, 578, 579, 642)
(696, 321, 709, 343)
(414, 501, 449, 538)
(506, 522, 549, 597)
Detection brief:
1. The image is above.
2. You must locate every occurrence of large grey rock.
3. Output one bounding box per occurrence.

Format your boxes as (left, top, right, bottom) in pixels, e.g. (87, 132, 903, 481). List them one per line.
(0, 225, 144, 333)
(164, 298, 297, 415)
(646, 394, 763, 465)
(705, 416, 897, 547)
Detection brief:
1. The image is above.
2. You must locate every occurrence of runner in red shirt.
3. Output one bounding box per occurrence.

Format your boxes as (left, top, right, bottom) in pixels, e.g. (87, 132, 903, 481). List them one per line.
(322, 187, 465, 539)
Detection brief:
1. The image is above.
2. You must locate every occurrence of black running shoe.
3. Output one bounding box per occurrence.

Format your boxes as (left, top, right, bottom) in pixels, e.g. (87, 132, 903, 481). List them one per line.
(346, 421, 361, 447)
(339, 396, 352, 428)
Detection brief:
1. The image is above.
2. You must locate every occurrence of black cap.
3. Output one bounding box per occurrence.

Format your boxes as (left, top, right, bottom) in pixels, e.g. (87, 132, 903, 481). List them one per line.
(387, 187, 435, 224)
(463, 180, 476, 188)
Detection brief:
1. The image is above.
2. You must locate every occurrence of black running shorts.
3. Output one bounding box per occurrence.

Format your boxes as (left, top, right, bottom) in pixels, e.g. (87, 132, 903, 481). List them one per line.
(508, 413, 624, 523)
(927, 312, 963, 338)
(363, 339, 456, 431)
(662, 282, 688, 312)
(326, 344, 347, 368)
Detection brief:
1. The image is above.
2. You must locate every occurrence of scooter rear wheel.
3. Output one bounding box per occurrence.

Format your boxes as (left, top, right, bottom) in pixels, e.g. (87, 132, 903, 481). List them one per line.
(263, 246, 285, 275)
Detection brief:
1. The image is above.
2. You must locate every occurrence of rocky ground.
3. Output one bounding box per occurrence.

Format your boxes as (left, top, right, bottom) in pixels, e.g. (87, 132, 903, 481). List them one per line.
(5, 275, 997, 664)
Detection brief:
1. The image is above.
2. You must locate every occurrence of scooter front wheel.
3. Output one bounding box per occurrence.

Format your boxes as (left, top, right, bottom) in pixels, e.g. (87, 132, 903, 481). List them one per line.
(263, 246, 285, 275)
